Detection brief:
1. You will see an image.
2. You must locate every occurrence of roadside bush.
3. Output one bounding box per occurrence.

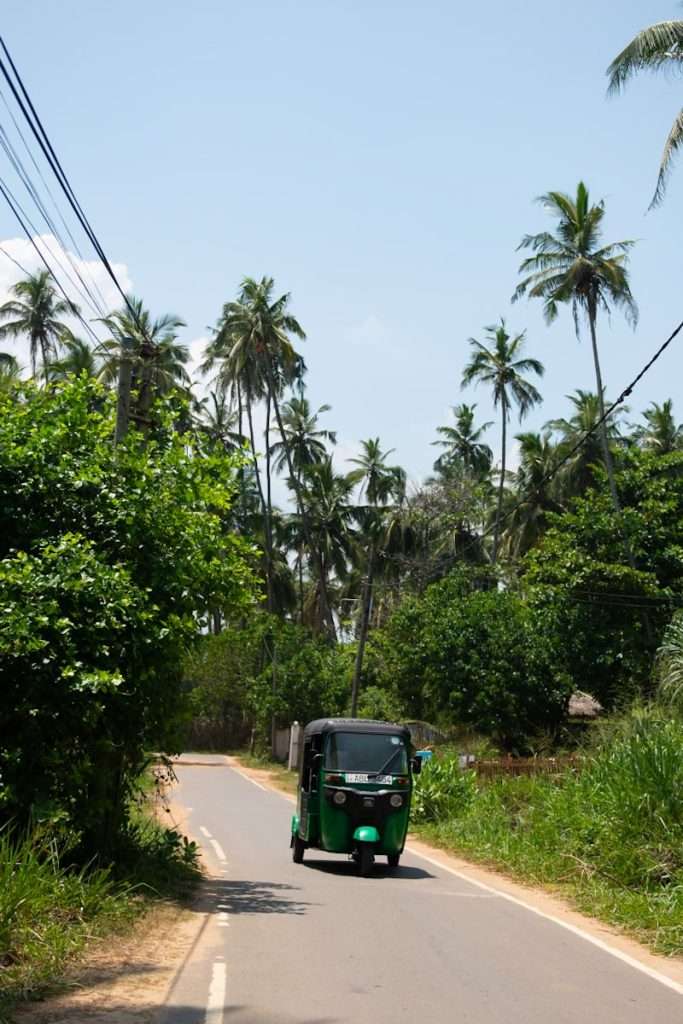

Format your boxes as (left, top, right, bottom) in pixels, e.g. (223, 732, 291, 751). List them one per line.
(373, 571, 572, 751)
(411, 756, 476, 824)
(0, 378, 256, 854)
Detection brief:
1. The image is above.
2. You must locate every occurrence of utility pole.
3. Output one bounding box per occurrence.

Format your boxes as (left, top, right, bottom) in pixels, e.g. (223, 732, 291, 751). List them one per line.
(350, 559, 374, 718)
(114, 350, 132, 444)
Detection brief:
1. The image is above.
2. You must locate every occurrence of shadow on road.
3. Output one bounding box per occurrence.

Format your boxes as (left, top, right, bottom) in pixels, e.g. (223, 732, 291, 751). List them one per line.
(160, 1006, 338, 1023)
(302, 858, 434, 880)
(197, 878, 311, 916)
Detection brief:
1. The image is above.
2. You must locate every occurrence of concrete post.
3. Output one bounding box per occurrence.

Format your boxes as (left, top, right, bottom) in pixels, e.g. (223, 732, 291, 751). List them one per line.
(288, 721, 303, 772)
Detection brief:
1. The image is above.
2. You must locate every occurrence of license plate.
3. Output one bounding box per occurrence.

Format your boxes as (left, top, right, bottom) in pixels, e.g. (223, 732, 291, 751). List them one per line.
(345, 773, 369, 783)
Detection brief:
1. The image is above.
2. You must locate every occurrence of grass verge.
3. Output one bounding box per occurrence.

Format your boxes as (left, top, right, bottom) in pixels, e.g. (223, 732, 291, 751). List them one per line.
(234, 753, 298, 797)
(412, 709, 683, 957)
(0, 772, 201, 1022)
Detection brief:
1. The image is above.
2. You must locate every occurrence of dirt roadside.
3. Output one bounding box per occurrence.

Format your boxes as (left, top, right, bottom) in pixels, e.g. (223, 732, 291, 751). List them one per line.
(12, 792, 212, 1024)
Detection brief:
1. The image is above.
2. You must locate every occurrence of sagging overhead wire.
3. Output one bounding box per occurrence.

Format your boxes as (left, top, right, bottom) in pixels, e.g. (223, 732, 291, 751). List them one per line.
(0, 36, 151, 347)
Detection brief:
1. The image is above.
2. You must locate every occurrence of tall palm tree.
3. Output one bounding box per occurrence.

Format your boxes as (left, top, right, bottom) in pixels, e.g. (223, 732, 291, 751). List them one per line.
(210, 277, 336, 636)
(501, 431, 562, 558)
(462, 320, 544, 563)
(98, 298, 188, 393)
(347, 439, 406, 716)
(270, 395, 337, 622)
(196, 389, 245, 454)
(0, 271, 79, 382)
(298, 457, 356, 638)
(0, 351, 22, 393)
(546, 390, 627, 499)
(432, 403, 493, 478)
(607, 20, 683, 207)
(98, 297, 187, 441)
(270, 396, 337, 475)
(514, 182, 637, 527)
(634, 400, 683, 454)
(49, 335, 99, 380)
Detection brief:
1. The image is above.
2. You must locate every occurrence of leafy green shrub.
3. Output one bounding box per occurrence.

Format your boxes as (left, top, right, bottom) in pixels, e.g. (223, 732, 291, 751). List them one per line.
(411, 756, 476, 824)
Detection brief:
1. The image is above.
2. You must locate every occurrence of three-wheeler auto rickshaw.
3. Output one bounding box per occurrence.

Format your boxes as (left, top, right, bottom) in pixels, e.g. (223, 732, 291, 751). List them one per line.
(290, 718, 421, 876)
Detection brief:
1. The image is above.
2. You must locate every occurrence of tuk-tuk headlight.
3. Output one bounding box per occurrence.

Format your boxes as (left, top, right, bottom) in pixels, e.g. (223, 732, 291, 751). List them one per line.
(389, 793, 404, 808)
(333, 790, 347, 805)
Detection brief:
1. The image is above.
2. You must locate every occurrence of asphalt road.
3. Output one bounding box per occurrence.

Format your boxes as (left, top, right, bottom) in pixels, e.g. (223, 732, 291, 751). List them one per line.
(159, 756, 683, 1024)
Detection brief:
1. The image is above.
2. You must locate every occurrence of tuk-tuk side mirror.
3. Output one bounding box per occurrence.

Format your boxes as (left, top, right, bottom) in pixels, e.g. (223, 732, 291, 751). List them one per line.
(410, 756, 422, 776)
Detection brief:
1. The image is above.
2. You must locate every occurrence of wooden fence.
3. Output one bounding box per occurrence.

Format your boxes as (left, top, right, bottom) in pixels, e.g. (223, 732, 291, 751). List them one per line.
(472, 756, 582, 780)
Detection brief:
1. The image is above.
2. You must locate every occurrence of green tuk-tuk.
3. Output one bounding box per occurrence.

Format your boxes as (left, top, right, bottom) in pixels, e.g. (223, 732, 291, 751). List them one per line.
(290, 718, 421, 876)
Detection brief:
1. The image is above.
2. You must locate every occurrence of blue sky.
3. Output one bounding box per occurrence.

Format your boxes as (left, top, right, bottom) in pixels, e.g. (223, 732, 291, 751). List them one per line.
(2, 1, 683, 488)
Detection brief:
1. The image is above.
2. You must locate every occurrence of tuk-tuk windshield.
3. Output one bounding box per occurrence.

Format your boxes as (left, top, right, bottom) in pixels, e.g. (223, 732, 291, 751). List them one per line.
(325, 732, 409, 774)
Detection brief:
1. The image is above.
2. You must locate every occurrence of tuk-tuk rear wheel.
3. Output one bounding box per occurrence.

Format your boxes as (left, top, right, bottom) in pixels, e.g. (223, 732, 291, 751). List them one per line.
(387, 853, 400, 869)
(292, 834, 305, 864)
(358, 844, 374, 877)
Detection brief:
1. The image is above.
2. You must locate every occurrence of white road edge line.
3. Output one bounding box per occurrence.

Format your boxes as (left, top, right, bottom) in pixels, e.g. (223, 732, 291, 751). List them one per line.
(233, 768, 267, 791)
(253, 775, 683, 997)
(205, 960, 226, 1024)
(408, 847, 683, 997)
(210, 838, 227, 862)
(199, 826, 212, 838)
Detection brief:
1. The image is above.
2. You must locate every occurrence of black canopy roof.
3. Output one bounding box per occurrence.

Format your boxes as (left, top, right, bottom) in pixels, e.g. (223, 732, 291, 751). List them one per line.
(303, 718, 411, 740)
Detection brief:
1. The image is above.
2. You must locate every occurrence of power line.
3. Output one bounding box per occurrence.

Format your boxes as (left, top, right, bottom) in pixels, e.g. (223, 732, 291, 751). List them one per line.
(0, 81, 109, 313)
(0, 116, 108, 316)
(0, 178, 103, 349)
(0, 37, 143, 337)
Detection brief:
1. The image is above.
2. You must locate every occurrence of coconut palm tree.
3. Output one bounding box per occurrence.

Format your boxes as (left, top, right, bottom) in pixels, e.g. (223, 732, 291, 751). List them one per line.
(98, 298, 188, 394)
(546, 390, 627, 499)
(0, 271, 79, 382)
(270, 396, 337, 475)
(432, 403, 493, 478)
(501, 431, 562, 558)
(0, 351, 22, 393)
(514, 182, 637, 526)
(48, 335, 99, 380)
(209, 276, 336, 636)
(634, 400, 683, 454)
(196, 389, 245, 453)
(298, 457, 356, 638)
(347, 439, 406, 715)
(270, 395, 337, 622)
(607, 19, 683, 207)
(462, 320, 544, 563)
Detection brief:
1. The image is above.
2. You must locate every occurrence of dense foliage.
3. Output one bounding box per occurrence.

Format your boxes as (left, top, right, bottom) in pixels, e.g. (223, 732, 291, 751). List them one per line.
(0, 377, 255, 852)
(370, 571, 572, 751)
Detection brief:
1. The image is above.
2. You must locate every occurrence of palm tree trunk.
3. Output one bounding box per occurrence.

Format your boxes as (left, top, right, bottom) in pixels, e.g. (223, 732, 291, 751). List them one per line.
(265, 392, 274, 590)
(246, 398, 274, 613)
(588, 308, 653, 643)
(260, 350, 337, 641)
(237, 382, 247, 528)
(588, 310, 622, 517)
(492, 397, 507, 564)
(350, 544, 374, 718)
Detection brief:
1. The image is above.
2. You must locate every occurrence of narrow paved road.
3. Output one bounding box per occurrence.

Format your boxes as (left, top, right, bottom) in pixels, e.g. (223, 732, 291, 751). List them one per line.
(159, 757, 683, 1024)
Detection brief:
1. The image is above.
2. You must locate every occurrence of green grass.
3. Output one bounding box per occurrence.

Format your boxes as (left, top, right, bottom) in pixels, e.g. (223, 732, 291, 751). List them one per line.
(412, 708, 683, 957)
(235, 753, 298, 796)
(0, 779, 201, 1021)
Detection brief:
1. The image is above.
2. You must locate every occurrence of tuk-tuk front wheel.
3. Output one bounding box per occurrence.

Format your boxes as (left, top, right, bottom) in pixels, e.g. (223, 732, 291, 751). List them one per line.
(387, 853, 400, 869)
(357, 843, 374, 877)
(292, 834, 305, 864)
